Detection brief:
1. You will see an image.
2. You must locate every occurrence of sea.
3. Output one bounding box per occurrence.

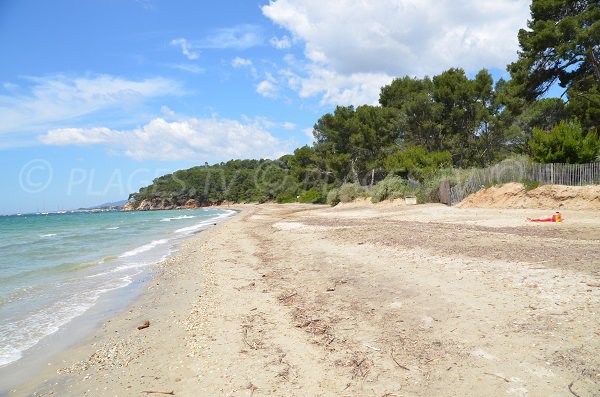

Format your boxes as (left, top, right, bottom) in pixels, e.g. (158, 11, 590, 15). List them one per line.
(0, 208, 235, 374)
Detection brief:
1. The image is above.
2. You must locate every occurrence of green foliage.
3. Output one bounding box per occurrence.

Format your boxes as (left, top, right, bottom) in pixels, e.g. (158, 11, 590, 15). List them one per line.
(379, 69, 509, 167)
(326, 188, 340, 206)
(129, 0, 599, 209)
(313, 105, 401, 182)
(505, 98, 568, 153)
(507, 0, 600, 131)
(523, 181, 541, 191)
(298, 188, 325, 204)
(276, 192, 298, 204)
(413, 168, 456, 204)
(370, 176, 411, 203)
(383, 146, 452, 181)
(338, 183, 366, 203)
(530, 121, 600, 163)
(129, 159, 300, 206)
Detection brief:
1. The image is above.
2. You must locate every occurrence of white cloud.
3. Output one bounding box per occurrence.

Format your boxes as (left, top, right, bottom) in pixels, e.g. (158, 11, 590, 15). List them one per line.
(281, 65, 392, 106)
(39, 117, 292, 162)
(39, 127, 118, 145)
(231, 57, 258, 79)
(256, 73, 278, 98)
(3, 82, 18, 91)
(170, 63, 205, 74)
(170, 38, 200, 60)
(160, 105, 175, 116)
(262, 0, 530, 105)
(303, 127, 315, 143)
(270, 35, 291, 49)
(0, 74, 181, 135)
(201, 25, 263, 49)
(256, 80, 277, 98)
(232, 57, 253, 68)
(231, 57, 252, 68)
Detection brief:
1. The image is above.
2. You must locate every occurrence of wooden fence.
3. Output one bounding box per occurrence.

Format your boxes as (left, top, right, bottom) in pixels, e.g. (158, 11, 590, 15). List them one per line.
(449, 161, 600, 205)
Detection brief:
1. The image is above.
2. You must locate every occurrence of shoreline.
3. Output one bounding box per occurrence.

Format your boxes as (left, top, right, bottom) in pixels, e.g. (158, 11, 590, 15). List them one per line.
(1, 207, 241, 396)
(9, 203, 600, 396)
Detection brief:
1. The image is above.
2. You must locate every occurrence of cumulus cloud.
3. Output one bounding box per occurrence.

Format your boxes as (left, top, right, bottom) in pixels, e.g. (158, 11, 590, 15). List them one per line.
(170, 38, 200, 60)
(232, 57, 259, 79)
(270, 35, 291, 49)
(256, 80, 278, 98)
(0, 74, 181, 135)
(39, 127, 118, 145)
(256, 73, 278, 98)
(281, 121, 296, 130)
(39, 117, 291, 162)
(262, 0, 530, 105)
(160, 105, 175, 116)
(232, 57, 253, 68)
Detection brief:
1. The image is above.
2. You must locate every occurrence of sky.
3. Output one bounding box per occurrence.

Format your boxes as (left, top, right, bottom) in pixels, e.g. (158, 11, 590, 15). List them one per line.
(0, 0, 532, 214)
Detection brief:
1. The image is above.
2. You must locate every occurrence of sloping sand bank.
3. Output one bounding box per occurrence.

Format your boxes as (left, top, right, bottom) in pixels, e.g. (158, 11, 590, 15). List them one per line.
(11, 203, 600, 396)
(458, 183, 600, 210)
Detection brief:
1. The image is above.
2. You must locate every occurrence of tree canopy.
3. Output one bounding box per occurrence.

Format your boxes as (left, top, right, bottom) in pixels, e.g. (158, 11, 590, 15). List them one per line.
(508, 0, 600, 131)
(129, 0, 600, 208)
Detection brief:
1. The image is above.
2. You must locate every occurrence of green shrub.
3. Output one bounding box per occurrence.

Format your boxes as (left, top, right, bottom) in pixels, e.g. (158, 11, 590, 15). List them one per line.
(299, 188, 325, 204)
(371, 176, 411, 203)
(522, 180, 541, 191)
(338, 183, 366, 203)
(326, 188, 340, 206)
(530, 120, 600, 164)
(384, 146, 453, 181)
(413, 168, 455, 203)
(276, 192, 297, 203)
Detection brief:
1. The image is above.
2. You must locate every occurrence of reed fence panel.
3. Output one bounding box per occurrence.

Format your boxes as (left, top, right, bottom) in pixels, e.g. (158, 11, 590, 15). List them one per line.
(449, 161, 600, 205)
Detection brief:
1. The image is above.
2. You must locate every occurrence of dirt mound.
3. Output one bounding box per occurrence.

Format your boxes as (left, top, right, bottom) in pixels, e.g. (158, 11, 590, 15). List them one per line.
(458, 182, 600, 210)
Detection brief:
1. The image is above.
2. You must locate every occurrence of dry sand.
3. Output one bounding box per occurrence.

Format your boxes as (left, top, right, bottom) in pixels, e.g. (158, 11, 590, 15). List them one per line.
(458, 183, 600, 210)
(9, 203, 600, 397)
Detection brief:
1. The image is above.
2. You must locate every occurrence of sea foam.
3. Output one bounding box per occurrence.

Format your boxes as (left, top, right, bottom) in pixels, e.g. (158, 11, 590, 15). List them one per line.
(119, 239, 169, 258)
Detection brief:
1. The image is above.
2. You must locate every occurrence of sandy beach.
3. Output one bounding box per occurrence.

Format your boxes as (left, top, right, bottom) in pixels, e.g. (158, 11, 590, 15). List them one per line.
(10, 203, 600, 397)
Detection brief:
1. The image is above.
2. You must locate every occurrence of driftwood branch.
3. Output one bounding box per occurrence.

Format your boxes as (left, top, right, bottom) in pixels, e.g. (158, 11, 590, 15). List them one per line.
(568, 381, 581, 397)
(390, 348, 409, 371)
(279, 292, 297, 301)
(142, 391, 174, 395)
(484, 372, 510, 383)
(364, 344, 380, 351)
(137, 320, 150, 330)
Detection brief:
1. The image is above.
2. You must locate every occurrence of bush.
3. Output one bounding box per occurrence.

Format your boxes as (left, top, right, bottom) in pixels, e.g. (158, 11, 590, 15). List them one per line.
(276, 192, 297, 203)
(522, 180, 541, 191)
(326, 188, 340, 206)
(413, 168, 455, 204)
(384, 146, 453, 181)
(299, 188, 325, 204)
(530, 120, 600, 164)
(370, 176, 411, 203)
(338, 183, 366, 203)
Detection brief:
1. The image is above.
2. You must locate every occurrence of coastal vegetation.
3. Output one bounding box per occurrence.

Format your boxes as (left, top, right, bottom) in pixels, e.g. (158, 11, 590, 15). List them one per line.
(128, 0, 599, 208)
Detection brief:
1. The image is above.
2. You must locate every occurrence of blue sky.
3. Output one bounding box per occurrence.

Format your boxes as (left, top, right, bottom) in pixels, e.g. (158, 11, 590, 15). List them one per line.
(0, 0, 532, 214)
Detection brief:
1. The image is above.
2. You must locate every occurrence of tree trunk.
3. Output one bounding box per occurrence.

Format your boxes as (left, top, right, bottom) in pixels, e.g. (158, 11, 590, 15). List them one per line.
(350, 159, 359, 183)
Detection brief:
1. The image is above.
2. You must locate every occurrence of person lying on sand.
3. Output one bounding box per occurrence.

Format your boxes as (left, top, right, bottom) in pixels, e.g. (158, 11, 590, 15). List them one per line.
(527, 211, 562, 222)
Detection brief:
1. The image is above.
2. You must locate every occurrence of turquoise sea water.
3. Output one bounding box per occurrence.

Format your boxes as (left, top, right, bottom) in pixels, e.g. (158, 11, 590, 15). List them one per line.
(0, 208, 235, 368)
